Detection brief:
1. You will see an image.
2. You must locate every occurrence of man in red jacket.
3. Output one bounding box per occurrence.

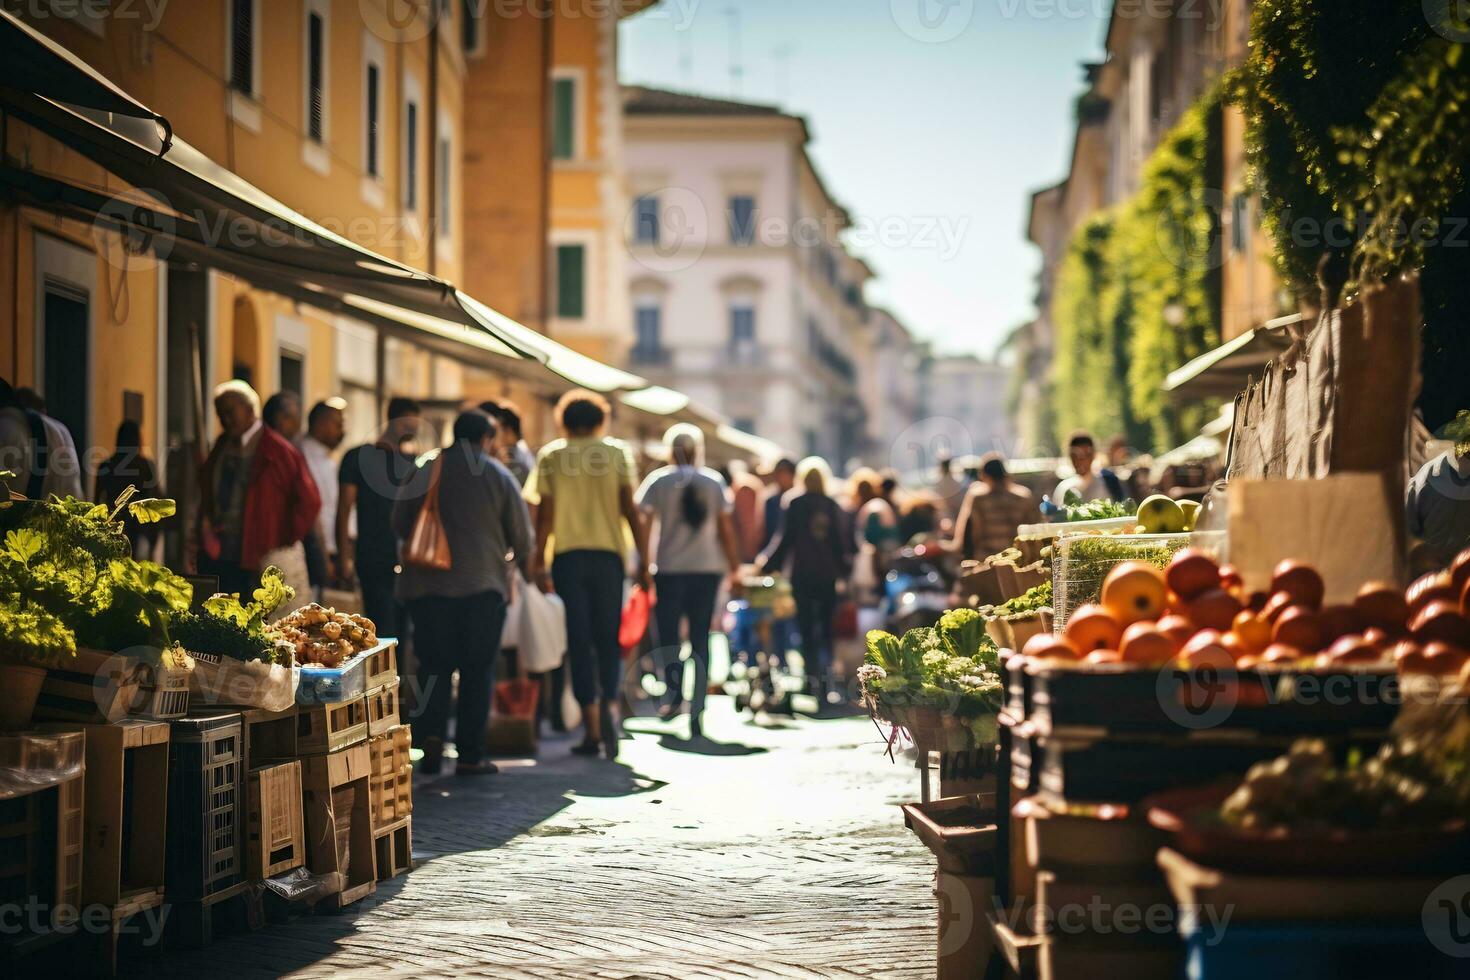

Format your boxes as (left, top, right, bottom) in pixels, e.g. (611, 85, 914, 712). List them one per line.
(197, 380, 321, 598)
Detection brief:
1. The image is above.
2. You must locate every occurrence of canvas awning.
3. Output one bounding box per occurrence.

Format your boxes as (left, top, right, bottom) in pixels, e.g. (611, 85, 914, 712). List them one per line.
(1163, 314, 1303, 402)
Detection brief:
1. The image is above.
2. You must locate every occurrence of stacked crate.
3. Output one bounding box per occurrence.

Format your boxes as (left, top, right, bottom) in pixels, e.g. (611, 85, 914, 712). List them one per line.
(364, 645, 412, 882)
(165, 713, 247, 947)
(0, 731, 85, 967)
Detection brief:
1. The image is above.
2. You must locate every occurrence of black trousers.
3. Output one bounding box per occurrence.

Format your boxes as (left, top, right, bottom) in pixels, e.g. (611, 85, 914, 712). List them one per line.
(793, 581, 837, 693)
(654, 572, 722, 722)
(408, 590, 506, 766)
(552, 550, 625, 707)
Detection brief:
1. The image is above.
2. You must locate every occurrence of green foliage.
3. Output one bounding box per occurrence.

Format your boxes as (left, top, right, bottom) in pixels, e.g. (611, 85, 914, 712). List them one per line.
(994, 580, 1053, 620)
(862, 623, 1002, 720)
(1054, 491, 1136, 523)
(0, 490, 192, 663)
(1236, 0, 1470, 428)
(1049, 86, 1224, 452)
(175, 566, 296, 664)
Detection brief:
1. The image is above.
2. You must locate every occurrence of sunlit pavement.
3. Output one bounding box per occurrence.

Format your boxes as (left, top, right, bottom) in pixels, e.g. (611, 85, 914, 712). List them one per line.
(130, 697, 935, 978)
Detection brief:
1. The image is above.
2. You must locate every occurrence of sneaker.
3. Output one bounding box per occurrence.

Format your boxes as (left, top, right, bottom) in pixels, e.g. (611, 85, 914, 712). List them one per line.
(571, 739, 601, 756)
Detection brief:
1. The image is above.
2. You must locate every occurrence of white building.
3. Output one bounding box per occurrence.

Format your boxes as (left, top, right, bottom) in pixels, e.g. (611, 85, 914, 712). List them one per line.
(862, 307, 924, 468)
(924, 354, 1016, 459)
(621, 86, 872, 463)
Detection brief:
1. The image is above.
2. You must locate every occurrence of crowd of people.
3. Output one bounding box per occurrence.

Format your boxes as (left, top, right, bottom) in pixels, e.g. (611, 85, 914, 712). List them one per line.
(0, 371, 1216, 773)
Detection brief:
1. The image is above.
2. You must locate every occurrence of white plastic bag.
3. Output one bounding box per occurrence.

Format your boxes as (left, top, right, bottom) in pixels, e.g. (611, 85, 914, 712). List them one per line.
(502, 572, 567, 673)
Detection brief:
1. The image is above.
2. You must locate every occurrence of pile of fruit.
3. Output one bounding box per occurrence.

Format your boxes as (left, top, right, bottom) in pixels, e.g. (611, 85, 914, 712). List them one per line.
(271, 604, 379, 668)
(1020, 545, 1470, 680)
(1134, 493, 1201, 534)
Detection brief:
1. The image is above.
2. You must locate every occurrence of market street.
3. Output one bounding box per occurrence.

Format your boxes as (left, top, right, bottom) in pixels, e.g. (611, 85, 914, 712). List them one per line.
(127, 701, 935, 979)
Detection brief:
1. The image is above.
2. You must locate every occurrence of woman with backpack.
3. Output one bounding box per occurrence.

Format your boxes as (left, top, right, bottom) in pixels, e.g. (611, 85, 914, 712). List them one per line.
(636, 424, 742, 740)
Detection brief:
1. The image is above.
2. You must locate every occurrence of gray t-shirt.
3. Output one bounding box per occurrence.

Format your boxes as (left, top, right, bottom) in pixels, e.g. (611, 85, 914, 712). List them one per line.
(636, 465, 731, 576)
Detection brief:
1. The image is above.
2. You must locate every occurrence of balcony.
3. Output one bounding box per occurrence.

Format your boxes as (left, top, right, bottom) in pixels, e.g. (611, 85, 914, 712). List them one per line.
(727, 341, 768, 368)
(630, 345, 672, 366)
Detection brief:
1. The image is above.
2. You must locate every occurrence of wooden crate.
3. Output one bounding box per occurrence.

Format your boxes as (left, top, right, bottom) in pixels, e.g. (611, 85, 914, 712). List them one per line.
(365, 640, 398, 691)
(36, 721, 169, 910)
(34, 648, 140, 724)
(300, 744, 376, 908)
(0, 732, 85, 935)
(247, 762, 304, 880)
(365, 680, 400, 737)
(295, 696, 368, 755)
(240, 706, 297, 767)
(367, 726, 412, 827)
(373, 816, 412, 881)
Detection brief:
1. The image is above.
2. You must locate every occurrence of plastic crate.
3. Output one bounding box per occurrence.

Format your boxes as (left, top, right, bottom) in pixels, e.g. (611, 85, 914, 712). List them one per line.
(166, 714, 244, 901)
(1180, 919, 1463, 980)
(365, 680, 401, 738)
(247, 761, 304, 880)
(297, 648, 376, 705)
(1052, 532, 1192, 628)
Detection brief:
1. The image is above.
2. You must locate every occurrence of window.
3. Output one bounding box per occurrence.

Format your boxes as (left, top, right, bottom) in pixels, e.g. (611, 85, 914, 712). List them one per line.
(633, 195, 659, 244)
(437, 135, 452, 239)
(552, 77, 576, 160)
(279, 349, 304, 399)
(634, 305, 661, 355)
(1231, 193, 1249, 253)
(365, 62, 381, 177)
(229, 0, 255, 95)
(461, 0, 480, 53)
(554, 244, 585, 318)
(730, 303, 756, 345)
(728, 195, 756, 245)
(306, 10, 325, 142)
(403, 99, 419, 210)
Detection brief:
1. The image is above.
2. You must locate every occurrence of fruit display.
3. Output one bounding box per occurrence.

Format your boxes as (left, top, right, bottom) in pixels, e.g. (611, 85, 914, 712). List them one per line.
(1044, 490, 1137, 524)
(1021, 544, 1470, 680)
(1134, 494, 1203, 534)
(271, 604, 379, 668)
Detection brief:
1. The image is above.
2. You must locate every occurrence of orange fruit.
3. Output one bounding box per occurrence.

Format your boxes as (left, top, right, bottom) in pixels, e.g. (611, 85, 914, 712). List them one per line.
(1355, 581, 1409, 633)
(1064, 604, 1124, 653)
(1119, 622, 1176, 666)
(1165, 549, 1221, 602)
(1022, 633, 1079, 661)
(1271, 561, 1325, 609)
(1100, 562, 1169, 626)
(1186, 588, 1243, 632)
(1231, 610, 1272, 653)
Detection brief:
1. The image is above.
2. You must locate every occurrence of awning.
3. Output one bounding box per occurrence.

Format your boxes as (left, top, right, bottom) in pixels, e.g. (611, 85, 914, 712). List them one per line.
(0, 9, 657, 395)
(1163, 314, 1303, 402)
(619, 386, 692, 417)
(715, 424, 784, 464)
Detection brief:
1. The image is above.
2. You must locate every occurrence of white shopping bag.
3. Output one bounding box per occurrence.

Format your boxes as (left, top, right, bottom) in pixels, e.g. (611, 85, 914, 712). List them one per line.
(502, 571, 568, 672)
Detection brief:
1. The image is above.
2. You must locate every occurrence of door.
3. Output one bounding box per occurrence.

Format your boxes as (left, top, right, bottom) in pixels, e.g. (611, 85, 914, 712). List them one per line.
(42, 287, 89, 453)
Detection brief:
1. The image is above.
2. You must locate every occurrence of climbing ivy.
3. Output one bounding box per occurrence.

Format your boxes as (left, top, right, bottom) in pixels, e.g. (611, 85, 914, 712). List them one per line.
(1236, 0, 1470, 427)
(1050, 86, 1224, 452)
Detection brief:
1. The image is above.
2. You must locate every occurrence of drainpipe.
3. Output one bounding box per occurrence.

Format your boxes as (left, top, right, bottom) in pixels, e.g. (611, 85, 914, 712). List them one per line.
(426, 11, 440, 276)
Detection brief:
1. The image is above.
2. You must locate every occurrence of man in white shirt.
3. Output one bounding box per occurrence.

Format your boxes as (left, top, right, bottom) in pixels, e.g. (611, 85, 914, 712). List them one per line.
(932, 453, 964, 521)
(1054, 430, 1123, 503)
(299, 398, 347, 583)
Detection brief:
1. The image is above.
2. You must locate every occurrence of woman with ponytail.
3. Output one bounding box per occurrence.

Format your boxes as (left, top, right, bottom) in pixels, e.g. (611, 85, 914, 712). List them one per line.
(636, 424, 742, 740)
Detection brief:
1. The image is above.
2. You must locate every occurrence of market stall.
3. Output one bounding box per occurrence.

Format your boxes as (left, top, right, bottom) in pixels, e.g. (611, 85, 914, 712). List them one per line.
(0, 480, 412, 971)
(860, 278, 1469, 979)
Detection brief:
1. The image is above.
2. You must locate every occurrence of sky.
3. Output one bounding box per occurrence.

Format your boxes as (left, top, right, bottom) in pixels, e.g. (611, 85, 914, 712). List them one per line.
(619, 0, 1109, 359)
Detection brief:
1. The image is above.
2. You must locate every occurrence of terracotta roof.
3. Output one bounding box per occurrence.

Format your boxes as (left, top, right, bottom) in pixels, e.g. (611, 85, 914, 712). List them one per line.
(623, 85, 788, 117)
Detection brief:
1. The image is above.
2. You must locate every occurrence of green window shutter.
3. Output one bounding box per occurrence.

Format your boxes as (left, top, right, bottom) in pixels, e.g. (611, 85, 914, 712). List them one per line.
(556, 244, 585, 318)
(552, 78, 575, 160)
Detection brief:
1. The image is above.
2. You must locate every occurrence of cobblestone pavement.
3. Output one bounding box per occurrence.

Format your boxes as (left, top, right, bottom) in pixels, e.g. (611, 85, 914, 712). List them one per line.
(131, 699, 937, 979)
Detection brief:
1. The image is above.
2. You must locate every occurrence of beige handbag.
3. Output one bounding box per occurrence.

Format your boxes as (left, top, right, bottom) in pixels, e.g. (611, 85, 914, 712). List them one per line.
(404, 454, 452, 570)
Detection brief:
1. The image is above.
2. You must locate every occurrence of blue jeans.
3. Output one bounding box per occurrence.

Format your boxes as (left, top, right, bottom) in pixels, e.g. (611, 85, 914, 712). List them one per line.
(653, 572, 721, 722)
(553, 550, 626, 706)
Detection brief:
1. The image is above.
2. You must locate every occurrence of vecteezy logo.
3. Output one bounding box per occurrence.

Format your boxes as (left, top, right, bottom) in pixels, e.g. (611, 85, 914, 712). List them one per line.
(361, 0, 439, 43)
(1425, 0, 1470, 42)
(625, 186, 709, 273)
(93, 188, 175, 275)
(890, 0, 974, 43)
(1425, 876, 1470, 957)
(1156, 663, 1236, 730)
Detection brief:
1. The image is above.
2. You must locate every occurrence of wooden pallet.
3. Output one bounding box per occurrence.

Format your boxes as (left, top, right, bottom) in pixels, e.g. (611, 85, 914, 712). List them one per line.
(247, 761, 304, 880)
(295, 696, 368, 754)
(373, 816, 412, 882)
(367, 726, 412, 827)
(365, 680, 401, 737)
